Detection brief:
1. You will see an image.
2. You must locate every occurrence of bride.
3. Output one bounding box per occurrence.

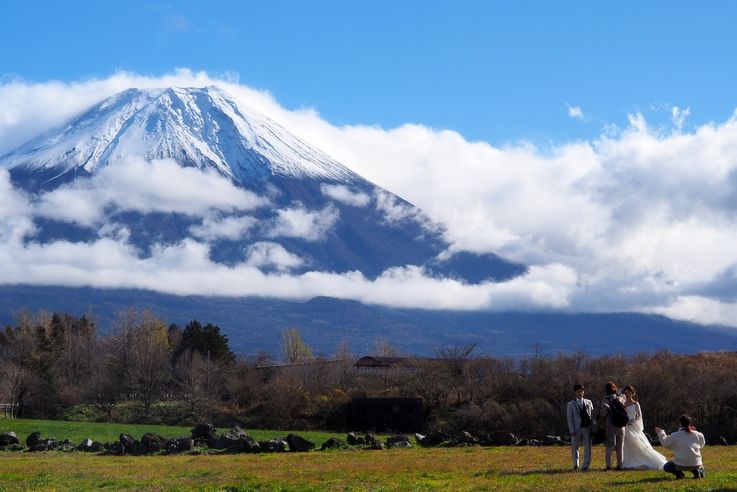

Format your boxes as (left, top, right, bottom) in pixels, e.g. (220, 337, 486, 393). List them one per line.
(621, 385, 667, 469)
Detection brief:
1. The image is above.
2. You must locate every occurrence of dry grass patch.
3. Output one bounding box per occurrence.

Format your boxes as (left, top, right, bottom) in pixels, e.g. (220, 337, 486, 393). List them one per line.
(1, 445, 736, 490)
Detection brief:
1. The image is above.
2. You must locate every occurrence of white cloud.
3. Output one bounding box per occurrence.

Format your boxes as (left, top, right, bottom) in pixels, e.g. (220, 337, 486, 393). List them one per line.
(320, 183, 371, 207)
(34, 157, 267, 226)
(0, 233, 576, 310)
(567, 104, 585, 120)
(266, 204, 340, 241)
(0, 169, 36, 243)
(189, 216, 258, 241)
(374, 189, 436, 230)
(5, 71, 737, 324)
(244, 242, 304, 271)
(671, 105, 691, 131)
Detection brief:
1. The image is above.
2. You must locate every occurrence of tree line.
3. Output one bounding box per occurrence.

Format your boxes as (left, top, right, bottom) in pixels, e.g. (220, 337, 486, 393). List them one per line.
(1, 309, 737, 442)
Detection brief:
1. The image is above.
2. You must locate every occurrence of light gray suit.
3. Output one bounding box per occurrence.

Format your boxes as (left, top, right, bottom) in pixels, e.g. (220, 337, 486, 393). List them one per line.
(567, 398, 593, 469)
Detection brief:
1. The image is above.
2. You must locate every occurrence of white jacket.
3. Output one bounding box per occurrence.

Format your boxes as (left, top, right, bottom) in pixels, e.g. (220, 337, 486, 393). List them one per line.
(656, 427, 706, 466)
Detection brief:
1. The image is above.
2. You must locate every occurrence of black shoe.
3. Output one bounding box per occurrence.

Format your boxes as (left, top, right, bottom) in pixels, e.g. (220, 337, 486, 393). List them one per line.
(615, 466, 622, 471)
(675, 471, 685, 480)
(582, 467, 588, 472)
(604, 467, 611, 472)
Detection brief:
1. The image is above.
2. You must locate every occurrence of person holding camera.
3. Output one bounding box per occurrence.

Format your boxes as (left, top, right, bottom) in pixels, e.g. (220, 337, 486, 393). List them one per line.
(567, 383, 593, 470)
(656, 415, 706, 479)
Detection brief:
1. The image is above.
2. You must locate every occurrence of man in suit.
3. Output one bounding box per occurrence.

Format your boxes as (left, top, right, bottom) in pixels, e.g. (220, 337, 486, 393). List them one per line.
(567, 383, 593, 470)
(599, 381, 625, 470)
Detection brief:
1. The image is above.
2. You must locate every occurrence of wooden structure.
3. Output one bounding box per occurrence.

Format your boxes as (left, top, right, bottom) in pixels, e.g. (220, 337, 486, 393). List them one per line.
(349, 397, 423, 433)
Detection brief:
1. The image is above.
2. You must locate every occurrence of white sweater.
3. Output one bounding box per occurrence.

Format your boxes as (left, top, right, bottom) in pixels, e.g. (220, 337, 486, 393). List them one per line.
(656, 428, 706, 467)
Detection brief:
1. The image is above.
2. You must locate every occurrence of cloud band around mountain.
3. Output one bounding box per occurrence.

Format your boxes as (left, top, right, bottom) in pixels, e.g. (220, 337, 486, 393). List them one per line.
(2, 70, 737, 325)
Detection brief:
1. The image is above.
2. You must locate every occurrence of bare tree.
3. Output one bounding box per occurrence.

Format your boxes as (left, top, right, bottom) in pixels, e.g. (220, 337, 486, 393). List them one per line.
(280, 328, 313, 364)
(174, 349, 214, 415)
(372, 337, 400, 357)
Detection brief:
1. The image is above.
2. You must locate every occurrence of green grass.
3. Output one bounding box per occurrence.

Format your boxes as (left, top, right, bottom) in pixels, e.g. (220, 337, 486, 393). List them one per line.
(0, 417, 342, 446)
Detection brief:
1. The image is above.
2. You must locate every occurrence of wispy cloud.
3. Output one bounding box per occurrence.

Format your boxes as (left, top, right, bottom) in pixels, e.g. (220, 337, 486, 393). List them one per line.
(34, 157, 267, 226)
(567, 104, 584, 120)
(265, 204, 340, 241)
(189, 216, 258, 241)
(320, 183, 371, 207)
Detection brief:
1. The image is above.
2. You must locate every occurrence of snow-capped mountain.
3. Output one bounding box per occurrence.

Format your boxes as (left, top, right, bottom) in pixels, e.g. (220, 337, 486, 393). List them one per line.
(1, 86, 525, 281)
(2, 86, 356, 187)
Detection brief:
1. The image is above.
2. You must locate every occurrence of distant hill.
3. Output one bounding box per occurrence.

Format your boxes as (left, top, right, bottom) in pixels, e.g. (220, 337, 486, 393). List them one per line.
(1, 285, 735, 357)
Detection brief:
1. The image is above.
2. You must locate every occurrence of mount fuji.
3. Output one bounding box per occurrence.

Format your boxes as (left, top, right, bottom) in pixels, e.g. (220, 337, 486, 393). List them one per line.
(1, 86, 523, 281)
(2, 86, 736, 356)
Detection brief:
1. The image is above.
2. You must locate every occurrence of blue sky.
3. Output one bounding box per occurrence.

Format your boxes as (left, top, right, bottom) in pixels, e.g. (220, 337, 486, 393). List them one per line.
(3, 1, 737, 145)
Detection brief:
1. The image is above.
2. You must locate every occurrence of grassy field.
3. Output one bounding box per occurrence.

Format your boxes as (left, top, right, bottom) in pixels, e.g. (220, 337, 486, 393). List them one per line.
(1, 419, 736, 490)
(1, 445, 736, 490)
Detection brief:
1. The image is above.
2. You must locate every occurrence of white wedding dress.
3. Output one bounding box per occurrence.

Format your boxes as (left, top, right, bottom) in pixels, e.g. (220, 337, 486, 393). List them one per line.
(622, 402, 667, 470)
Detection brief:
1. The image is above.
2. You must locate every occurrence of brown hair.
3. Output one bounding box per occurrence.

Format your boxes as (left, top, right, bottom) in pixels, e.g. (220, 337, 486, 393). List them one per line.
(680, 414, 692, 432)
(605, 382, 618, 395)
(622, 385, 637, 401)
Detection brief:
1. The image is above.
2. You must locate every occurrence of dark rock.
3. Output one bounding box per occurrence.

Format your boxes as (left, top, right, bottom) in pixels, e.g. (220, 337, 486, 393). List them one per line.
(78, 438, 94, 452)
(258, 439, 287, 452)
(367, 441, 385, 450)
(286, 434, 315, 452)
(141, 433, 168, 454)
(228, 436, 260, 453)
(29, 438, 56, 451)
(176, 437, 194, 453)
(364, 433, 377, 446)
(320, 437, 347, 450)
(102, 441, 113, 451)
(528, 438, 542, 446)
(455, 431, 478, 445)
(191, 423, 217, 441)
(346, 432, 359, 445)
(479, 431, 518, 446)
(386, 435, 412, 448)
(542, 435, 564, 446)
(130, 441, 146, 456)
(91, 441, 103, 452)
(418, 430, 449, 447)
(8, 443, 24, 452)
(119, 433, 136, 452)
(109, 441, 125, 455)
(25, 431, 41, 448)
(0, 432, 19, 446)
(218, 426, 251, 449)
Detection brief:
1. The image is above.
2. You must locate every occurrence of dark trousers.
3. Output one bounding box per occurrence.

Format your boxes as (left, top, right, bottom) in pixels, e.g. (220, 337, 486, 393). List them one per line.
(663, 461, 703, 479)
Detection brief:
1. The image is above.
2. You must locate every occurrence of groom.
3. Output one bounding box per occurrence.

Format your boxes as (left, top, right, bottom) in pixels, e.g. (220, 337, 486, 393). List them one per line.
(567, 383, 593, 470)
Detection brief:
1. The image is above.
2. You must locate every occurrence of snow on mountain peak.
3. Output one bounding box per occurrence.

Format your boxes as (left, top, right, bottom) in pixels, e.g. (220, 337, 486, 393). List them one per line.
(0, 86, 359, 186)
